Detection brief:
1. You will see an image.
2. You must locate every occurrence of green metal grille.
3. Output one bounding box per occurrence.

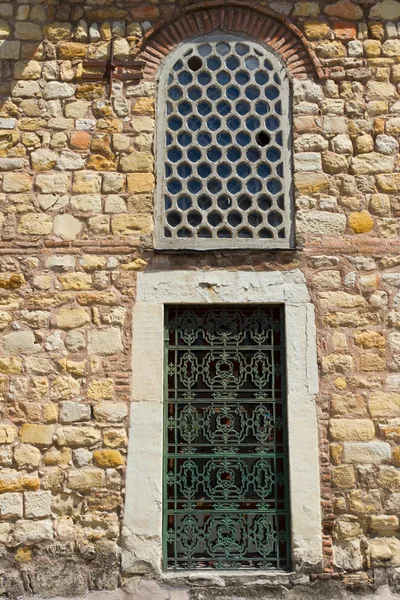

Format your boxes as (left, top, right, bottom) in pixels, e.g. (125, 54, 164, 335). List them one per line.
(163, 305, 290, 570)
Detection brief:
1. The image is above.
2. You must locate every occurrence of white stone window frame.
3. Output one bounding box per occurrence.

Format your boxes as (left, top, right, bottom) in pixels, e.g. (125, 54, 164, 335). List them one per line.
(123, 269, 322, 579)
(153, 33, 294, 251)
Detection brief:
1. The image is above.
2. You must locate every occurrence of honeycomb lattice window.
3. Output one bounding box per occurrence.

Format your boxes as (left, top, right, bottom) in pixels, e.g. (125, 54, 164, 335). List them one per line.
(154, 34, 293, 250)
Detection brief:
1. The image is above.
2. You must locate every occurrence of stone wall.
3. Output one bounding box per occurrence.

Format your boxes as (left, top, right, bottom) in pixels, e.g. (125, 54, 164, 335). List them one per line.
(1, 0, 400, 596)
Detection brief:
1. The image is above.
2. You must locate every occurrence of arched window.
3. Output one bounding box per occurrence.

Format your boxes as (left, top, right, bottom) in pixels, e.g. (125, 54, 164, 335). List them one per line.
(154, 34, 293, 250)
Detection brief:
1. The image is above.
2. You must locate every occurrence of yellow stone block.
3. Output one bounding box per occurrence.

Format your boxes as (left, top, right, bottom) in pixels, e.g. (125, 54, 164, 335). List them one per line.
(359, 352, 386, 372)
(0, 357, 22, 374)
(329, 419, 375, 441)
(364, 39, 381, 58)
(127, 173, 155, 193)
(15, 547, 32, 563)
(303, 20, 330, 40)
(0, 470, 39, 493)
(348, 211, 374, 234)
(132, 98, 155, 116)
(0, 425, 16, 444)
(294, 172, 329, 195)
(20, 424, 54, 446)
(354, 331, 386, 349)
(111, 214, 153, 236)
(87, 379, 114, 400)
(43, 404, 58, 423)
(121, 258, 147, 271)
(58, 43, 87, 60)
(332, 465, 355, 489)
(59, 273, 92, 291)
(93, 449, 125, 468)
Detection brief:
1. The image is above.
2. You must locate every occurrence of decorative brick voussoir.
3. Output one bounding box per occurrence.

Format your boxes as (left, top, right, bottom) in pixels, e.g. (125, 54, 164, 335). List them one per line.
(137, 1, 326, 81)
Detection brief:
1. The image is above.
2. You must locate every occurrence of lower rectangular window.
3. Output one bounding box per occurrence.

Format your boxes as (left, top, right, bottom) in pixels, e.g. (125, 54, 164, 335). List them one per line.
(163, 304, 290, 570)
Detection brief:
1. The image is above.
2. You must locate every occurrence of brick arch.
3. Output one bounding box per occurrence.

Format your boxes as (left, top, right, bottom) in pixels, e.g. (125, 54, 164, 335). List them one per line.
(137, 2, 326, 81)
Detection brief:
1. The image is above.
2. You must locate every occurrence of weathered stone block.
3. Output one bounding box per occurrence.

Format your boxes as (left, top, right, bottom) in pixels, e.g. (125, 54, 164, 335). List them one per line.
(24, 491, 51, 518)
(20, 424, 54, 446)
(330, 419, 375, 442)
(67, 467, 104, 492)
(342, 442, 391, 464)
(88, 328, 123, 356)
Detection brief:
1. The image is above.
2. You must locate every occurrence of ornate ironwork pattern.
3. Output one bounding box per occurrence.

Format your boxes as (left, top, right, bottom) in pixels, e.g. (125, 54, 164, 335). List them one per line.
(154, 34, 293, 250)
(164, 305, 290, 570)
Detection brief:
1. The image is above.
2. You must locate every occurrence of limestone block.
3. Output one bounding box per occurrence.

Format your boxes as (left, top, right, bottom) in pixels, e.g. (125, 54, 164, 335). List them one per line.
(20, 424, 54, 446)
(87, 380, 113, 400)
(369, 391, 400, 418)
(359, 352, 386, 372)
(330, 419, 375, 442)
(294, 134, 328, 153)
(351, 152, 395, 175)
(24, 491, 51, 518)
(369, 194, 391, 217)
(377, 173, 400, 192)
(35, 173, 70, 194)
(366, 81, 397, 99)
(383, 273, 400, 287)
(0, 470, 39, 493)
(331, 134, 353, 155)
(370, 515, 399, 535)
(70, 194, 101, 213)
(332, 465, 355, 489)
(31, 149, 57, 171)
(119, 152, 153, 173)
(14, 444, 41, 469)
(2, 331, 40, 355)
(319, 291, 366, 308)
(371, 0, 400, 20)
(67, 467, 104, 492)
(334, 515, 362, 541)
(56, 426, 101, 448)
(103, 428, 127, 448)
(45, 256, 75, 271)
(57, 151, 85, 171)
(55, 308, 91, 330)
(349, 490, 382, 515)
(15, 22, 42, 41)
(59, 273, 91, 291)
(333, 540, 363, 572)
(342, 442, 391, 464)
(379, 466, 400, 491)
(294, 152, 322, 172)
(43, 447, 71, 466)
(376, 134, 399, 155)
(368, 538, 392, 562)
(72, 171, 101, 194)
(111, 214, 152, 236)
(105, 195, 127, 213)
(297, 211, 346, 236)
(102, 173, 125, 194)
(126, 173, 154, 194)
(88, 327, 123, 356)
(60, 402, 91, 424)
(80, 256, 106, 271)
(322, 354, 354, 374)
(53, 214, 82, 241)
(0, 492, 23, 520)
(93, 403, 127, 423)
(44, 22, 72, 42)
(316, 41, 346, 59)
(51, 375, 80, 401)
